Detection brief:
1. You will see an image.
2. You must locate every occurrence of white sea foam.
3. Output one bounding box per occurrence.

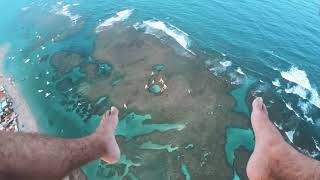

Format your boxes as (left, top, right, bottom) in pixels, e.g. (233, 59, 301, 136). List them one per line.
(45, 92, 51, 98)
(24, 58, 30, 64)
(285, 130, 295, 143)
(297, 100, 314, 123)
(236, 67, 245, 75)
(96, 9, 133, 33)
(219, 60, 232, 68)
(21, 6, 30, 11)
(229, 72, 243, 85)
(285, 102, 294, 111)
(312, 137, 320, 152)
(136, 20, 194, 55)
(272, 78, 281, 87)
(298, 100, 310, 114)
(52, 3, 81, 25)
(285, 85, 308, 99)
(297, 147, 319, 158)
(208, 60, 232, 76)
(283, 98, 313, 123)
(281, 66, 320, 108)
(274, 122, 283, 130)
(281, 66, 312, 90)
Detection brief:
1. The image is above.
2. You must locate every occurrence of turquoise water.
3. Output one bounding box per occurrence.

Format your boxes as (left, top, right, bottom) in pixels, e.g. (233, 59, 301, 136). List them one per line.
(1, 0, 320, 179)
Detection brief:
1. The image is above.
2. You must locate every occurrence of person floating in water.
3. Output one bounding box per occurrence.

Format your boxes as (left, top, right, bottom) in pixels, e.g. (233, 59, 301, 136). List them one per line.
(0, 98, 319, 179)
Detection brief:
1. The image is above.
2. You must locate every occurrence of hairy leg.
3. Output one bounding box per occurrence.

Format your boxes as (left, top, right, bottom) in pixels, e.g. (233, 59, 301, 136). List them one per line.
(247, 97, 320, 180)
(0, 107, 120, 180)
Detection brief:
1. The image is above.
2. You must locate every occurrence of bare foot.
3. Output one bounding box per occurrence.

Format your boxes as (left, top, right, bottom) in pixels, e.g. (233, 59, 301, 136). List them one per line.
(94, 106, 120, 164)
(247, 97, 320, 180)
(247, 97, 287, 180)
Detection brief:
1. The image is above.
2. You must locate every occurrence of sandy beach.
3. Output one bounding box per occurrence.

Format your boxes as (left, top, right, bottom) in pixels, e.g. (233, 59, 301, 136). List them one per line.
(0, 44, 38, 132)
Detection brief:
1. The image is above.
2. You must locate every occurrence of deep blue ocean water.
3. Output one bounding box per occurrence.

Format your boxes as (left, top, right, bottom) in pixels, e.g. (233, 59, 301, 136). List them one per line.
(1, 0, 320, 179)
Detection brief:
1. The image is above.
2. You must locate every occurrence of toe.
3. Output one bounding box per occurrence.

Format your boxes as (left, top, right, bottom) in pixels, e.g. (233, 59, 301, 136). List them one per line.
(251, 97, 269, 130)
(101, 110, 111, 123)
(111, 106, 119, 116)
(251, 97, 283, 144)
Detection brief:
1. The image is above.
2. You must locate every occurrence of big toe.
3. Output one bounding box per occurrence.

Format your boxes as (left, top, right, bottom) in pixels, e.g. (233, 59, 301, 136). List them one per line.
(103, 106, 119, 130)
(251, 97, 269, 131)
(251, 97, 283, 144)
(252, 97, 268, 116)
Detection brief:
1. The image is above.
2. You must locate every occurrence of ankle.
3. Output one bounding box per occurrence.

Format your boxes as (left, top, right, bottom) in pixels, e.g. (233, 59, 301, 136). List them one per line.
(88, 133, 108, 156)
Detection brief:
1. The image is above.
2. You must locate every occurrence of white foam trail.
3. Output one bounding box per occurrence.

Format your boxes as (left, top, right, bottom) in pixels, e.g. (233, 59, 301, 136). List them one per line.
(281, 66, 320, 108)
(274, 121, 283, 130)
(272, 78, 281, 87)
(285, 102, 294, 111)
(282, 98, 303, 119)
(96, 9, 133, 33)
(219, 60, 232, 68)
(52, 3, 81, 25)
(312, 137, 320, 152)
(285, 130, 295, 143)
(236, 67, 245, 75)
(136, 20, 194, 55)
(297, 100, 314, 123)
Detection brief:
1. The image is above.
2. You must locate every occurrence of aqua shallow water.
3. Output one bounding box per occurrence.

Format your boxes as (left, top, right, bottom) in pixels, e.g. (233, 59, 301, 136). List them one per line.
(1, 0, 320, 179)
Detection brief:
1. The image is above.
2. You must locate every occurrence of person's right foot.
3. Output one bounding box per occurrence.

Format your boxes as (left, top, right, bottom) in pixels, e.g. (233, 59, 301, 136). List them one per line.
(95, 107, 121, 164)
(247, 97, 288, 180)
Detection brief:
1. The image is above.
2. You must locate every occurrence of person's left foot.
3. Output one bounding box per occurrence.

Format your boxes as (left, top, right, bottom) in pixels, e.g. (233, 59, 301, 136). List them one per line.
(94, 107, 121, 164)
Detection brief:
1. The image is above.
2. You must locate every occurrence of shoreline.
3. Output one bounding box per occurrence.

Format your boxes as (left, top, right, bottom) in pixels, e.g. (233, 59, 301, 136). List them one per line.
(0, 44, 38, 132)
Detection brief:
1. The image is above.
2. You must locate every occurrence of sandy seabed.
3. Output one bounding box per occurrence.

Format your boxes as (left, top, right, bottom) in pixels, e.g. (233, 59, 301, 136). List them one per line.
(0, 44, 38, 132)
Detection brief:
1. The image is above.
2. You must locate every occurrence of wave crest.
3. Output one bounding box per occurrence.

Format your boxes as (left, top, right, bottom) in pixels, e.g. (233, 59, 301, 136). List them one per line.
(96, 9, 133, 33)
(281, 66, 320, 108)
(135, 20, 194, 55)
(52, 3, 81, 25)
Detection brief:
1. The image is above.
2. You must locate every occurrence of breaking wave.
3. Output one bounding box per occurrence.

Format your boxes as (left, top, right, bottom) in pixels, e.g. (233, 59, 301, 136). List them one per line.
(52, 2, 81, 25)
(219, 60, 232, 68)
(135, 20, 194, 55)
(96, 9, 133, 33)
(280, 66, 320, 109)
(281, 66, 312, 90)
